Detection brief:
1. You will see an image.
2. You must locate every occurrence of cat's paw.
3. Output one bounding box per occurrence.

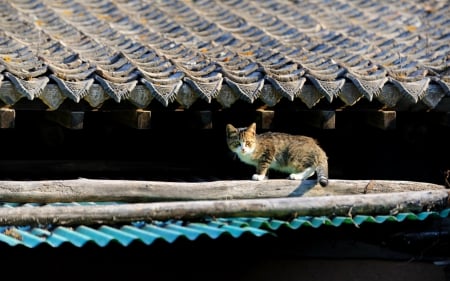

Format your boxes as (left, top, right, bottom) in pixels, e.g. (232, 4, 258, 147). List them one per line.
(252, 174, 267, 181)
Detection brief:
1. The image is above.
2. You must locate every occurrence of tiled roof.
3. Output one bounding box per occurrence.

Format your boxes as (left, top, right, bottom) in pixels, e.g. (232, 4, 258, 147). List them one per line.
(1, 203, 448, 248)
(0, 0, 449, 110)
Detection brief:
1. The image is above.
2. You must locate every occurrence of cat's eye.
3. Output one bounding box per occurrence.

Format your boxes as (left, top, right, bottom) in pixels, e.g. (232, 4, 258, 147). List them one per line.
(245, 141, 252, 146)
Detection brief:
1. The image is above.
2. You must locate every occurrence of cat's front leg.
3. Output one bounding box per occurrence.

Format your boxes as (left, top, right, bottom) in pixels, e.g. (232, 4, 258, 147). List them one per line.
(252, 162, 270, 181)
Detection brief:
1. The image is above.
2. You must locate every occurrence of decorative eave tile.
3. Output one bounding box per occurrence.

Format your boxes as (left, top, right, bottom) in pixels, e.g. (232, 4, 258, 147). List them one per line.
(4, 72, 49, 101)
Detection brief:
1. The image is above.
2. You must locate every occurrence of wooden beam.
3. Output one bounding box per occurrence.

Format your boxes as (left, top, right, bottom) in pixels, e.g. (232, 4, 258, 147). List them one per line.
(298, 110, 336, 129)
(0, 108, 15, 128)
(365, 110, 396, 130)
(45, 110, 84, 129)
(0, 189, 446, 226)
(256, 109, 274, 129)
(0, 178, 444, 203)
(110, 110, 152, 129)
(194, 110, 212, 129)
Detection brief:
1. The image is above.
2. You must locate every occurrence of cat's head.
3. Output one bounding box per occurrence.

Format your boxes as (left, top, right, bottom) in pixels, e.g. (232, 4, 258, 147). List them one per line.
(226, 123, 257, 155)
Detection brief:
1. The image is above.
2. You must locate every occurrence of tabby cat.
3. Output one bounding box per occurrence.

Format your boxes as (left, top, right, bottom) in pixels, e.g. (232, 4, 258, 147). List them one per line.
(226, 123, 329, 187)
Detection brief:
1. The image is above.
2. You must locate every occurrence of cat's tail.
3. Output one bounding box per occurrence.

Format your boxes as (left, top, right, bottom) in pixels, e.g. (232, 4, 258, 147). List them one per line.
(316, 163, 329, 187)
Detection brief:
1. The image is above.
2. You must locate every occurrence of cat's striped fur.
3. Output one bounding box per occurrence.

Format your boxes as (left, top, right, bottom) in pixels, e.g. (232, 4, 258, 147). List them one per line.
(226, 123, 329, 187)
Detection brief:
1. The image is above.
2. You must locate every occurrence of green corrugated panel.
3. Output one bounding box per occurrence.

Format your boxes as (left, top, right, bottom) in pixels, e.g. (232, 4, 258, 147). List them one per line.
(52, 227, 93, 247)
(14, 228, 46, 247)
(120, 225, 161, 245)
(187, 223, 228, 239)
(141, 224, 183, 243)
(76, 226, 116, 247)
(440, 208, 450, 218)
(0, 232, 22, 246)
(31, 227, 68, 248)
(164, 224, 206, 240)
(224, 209, 448, 230)
(98, 225, 138, 246)
(0, 209, 447, 248)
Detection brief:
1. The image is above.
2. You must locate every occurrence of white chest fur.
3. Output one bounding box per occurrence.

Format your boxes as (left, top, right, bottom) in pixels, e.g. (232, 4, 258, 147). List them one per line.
(236, 151, 257, 166)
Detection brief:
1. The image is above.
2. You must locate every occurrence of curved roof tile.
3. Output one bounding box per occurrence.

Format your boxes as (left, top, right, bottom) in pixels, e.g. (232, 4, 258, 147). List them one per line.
(0, 0, 449, 110)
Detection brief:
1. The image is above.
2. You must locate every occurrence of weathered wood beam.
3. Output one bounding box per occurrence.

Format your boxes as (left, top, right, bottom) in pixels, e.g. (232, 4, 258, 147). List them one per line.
(298, 110, 336, 129)
(256, 109, 274, 129)
(365, 110, 396, 130)
(0, 178, 445, 203)
(194, 110, 213, 129)
(0, 189, 446, 226)
(45, 110, 84, 129)
(0, 108, 15, 128)
(110, 109, 152, 129)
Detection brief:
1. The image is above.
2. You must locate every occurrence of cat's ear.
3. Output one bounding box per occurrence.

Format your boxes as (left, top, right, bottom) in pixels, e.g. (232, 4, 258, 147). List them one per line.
(226, 124, 237, 135)
(247, 122, 257, 135)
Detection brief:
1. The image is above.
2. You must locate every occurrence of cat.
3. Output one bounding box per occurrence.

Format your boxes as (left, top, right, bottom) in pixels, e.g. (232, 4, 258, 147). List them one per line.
(226, 122, 329, 187)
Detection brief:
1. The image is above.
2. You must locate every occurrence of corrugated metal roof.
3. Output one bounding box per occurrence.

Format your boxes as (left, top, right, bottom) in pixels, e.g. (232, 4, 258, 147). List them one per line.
(0, 0, 449, 110)
(1, 204, 448, 248)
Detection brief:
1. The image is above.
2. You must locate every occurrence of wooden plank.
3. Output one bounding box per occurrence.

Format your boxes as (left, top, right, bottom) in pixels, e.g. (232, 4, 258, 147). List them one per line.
(0, 108, 15, 128)
(365, 110, 396, 130)
(194, 110, 212, 129)
(45, 110, 84, 129)
(110, 110, 152, 129)
(0, 189, 446, 226)
(0, 178, 444, 203)
(298, 110, 336, 129)
(256, 109, 274, 129)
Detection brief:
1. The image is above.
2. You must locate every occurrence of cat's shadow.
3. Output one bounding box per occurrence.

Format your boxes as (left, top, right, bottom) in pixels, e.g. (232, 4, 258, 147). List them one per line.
(287, 179, 320, 197)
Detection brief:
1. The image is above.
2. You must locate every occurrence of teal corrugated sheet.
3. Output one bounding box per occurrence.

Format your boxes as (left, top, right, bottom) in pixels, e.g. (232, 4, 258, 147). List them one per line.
(0, 207, 447, 248)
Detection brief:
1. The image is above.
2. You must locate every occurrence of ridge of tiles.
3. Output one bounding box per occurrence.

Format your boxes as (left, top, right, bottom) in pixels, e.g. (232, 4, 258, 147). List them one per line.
(0, 202, 448, 248)
(0, 0, 448, 110)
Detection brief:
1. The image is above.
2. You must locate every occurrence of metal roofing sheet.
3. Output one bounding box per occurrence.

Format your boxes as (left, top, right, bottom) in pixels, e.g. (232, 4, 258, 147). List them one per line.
(0, 0, 449, 110)
(0, 207, 448, 248)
